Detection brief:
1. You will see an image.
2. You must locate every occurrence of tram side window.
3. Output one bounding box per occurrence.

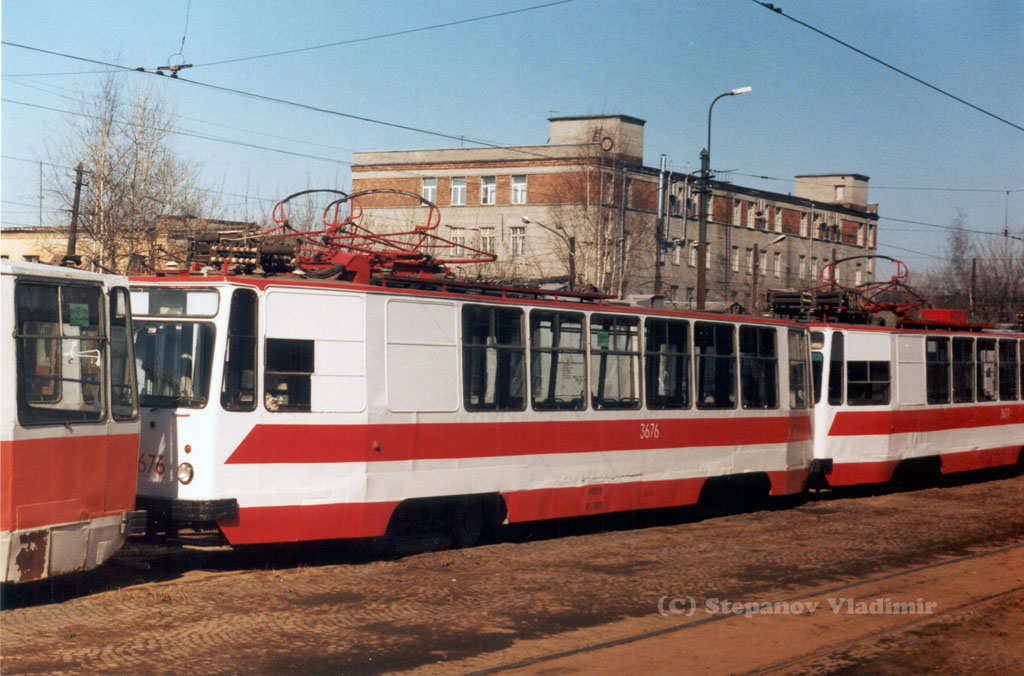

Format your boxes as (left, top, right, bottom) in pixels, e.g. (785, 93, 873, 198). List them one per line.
(222, 289, 259, 411)
(976, 338, 997, 402)
(590, 314, 640, 409)
(530, 311, 586, 410)
(462, 305, 525, 411)
(925, 337, 951, 404)
(739, 325, 778, 409)
(788, 329, 810, 409)
(827, 332, 844, 405)
(695, 322, 736, 409)
(952, 337, 975, 403)
(810, 331, 824, 404)
(645, 318, 690, 409)
(15, 282, 105, 424)
(847, 360, 890, 406)
(998, 339, 1018, 401)
(264, 338, 313, 412)
(110, 287, 138, 420)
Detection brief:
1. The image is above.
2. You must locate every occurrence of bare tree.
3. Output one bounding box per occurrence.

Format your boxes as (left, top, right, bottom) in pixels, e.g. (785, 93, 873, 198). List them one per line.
(46, 74, 208, 272)
(921, 210, 1024, 323)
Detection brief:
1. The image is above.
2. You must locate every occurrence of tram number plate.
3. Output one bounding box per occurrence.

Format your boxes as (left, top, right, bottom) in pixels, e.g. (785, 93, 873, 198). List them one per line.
(138, 453, 166, 476)
(640, 423, 660, 440)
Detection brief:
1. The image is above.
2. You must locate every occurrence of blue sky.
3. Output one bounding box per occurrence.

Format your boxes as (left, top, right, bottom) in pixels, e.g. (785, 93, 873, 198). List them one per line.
(2, 0, 1022, 278)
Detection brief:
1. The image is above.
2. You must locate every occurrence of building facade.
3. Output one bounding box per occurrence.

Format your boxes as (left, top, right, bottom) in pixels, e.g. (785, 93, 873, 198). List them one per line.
(351, 114, 880, 308)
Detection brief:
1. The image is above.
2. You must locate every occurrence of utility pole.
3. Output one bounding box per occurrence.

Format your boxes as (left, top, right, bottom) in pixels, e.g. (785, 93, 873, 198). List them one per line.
(695, 149, 710, 309)
(66, 162, 86, 261)
(655, 155, 666, 296)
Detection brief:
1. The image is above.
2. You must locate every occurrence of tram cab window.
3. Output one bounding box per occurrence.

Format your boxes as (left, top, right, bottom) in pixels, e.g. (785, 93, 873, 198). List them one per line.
(952, 337, 975, 403)
(695, 322, 736, 409)
(847, 361, 890, 406)
(998, 339, 1018, 401)
(222, 289, 259, 411)
(462, 305, 525, 411)
(788, 330, 810, 409)
(739, 325, 778, 409)
(264, 338, 313, 412)
(110, 287, 138, 420)
(827, 332, 844, 405)
(925, 337, 951, 404)
(810, 331, 824, 404)
(976, 338, 997, 402)
(530, 311, 586, 410)
(590, 314, 640, 410)
(15, 281, 106, 424)
(645, 318, 690, 409)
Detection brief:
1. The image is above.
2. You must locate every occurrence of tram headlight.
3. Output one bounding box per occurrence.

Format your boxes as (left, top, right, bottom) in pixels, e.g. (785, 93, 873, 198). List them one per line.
(177, 462, 195, 485)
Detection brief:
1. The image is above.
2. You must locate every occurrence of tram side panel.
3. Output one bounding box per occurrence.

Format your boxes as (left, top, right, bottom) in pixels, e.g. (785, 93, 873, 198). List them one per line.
(811, 326, 1024, 487)
(1, 261, 141, 583)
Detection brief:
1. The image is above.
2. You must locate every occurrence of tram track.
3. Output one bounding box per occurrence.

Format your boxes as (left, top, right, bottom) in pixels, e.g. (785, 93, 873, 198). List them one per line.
(461, 541, 1024, 676)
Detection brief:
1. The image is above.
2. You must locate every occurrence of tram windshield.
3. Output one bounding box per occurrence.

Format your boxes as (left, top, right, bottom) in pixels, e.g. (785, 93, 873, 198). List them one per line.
(134, 321, 216, 408)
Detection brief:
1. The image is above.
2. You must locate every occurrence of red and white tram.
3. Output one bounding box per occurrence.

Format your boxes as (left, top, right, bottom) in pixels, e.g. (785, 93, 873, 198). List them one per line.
(1, 260, 143, 583)
(808, 319, 1024, 487)
(130, 275, 814, 546)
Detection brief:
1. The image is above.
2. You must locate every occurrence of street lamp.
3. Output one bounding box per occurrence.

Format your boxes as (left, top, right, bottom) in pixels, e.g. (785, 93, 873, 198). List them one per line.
(695, 86, 752, 310)
(521, 216, 577, 290)
(752, 234, 786, 315)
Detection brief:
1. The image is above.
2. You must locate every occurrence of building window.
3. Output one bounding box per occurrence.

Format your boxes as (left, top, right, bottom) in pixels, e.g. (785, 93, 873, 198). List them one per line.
(745, 248, 754, 275)
(463, 305, 525, 411)
(705, 244, 712, 270)
(511, 175, 527, 204)
(857, 223, 865, 246)
(672, 243, 681, 266)
(731, 246, 740, 273)
(732, 199, 741, 226)
(773, 251, 782, 277)
(451, 177, 466, 206)
(835, 185, 845, 201)
(775, 207, 783, 233)
(530, 310, 586, 410)
(451, 233, 466, 256)
(798, 255, 807, 280)
(480, 176, 496, 205)
(23, 255, 40, 263)
(800, 213, 809, 237)
(855, 264, 863, 286)
(688, 241, 697, 267)
(747, 202, 755, 228)
(510, 226, 525, 257)
(480, 230, 496, 254)
(422, 177, 437, 203)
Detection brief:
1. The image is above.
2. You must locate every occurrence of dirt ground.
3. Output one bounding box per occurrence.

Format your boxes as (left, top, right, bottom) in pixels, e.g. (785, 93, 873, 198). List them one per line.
(2, 470, 1023, 676)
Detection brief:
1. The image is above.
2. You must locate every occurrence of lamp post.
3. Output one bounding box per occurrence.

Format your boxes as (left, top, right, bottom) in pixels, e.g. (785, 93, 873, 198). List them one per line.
(521, 216, 576, 290)
(752, 234, 786, 315)
(695, 86, 752, 310)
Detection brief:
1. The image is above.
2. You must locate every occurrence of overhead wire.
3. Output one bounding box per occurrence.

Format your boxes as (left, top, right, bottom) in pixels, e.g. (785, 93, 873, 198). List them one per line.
(748, 0, 1024, 133)
(191, 0, 576, 68)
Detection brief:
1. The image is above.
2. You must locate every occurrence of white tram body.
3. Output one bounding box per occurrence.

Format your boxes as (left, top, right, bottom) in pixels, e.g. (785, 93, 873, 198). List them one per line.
(131, 275, 814, 545)
(1, 260, 142, 583)
(809, 323, 1024, 486)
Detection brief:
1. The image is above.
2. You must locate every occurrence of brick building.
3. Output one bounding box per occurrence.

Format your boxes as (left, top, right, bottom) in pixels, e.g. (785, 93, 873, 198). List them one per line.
(351, 114, 878, 308)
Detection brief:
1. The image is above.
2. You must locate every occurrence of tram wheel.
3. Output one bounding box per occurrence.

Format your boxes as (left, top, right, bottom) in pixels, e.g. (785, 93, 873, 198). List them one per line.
(448, 498, 483, 548)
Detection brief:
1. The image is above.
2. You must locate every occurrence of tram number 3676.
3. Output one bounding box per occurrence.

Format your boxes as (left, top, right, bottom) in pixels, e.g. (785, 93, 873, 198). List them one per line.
(138, 453, 166, 476)
(640, 423, 661, 440)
